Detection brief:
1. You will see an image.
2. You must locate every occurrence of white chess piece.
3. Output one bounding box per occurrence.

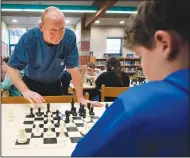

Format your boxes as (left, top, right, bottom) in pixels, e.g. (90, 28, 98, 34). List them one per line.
(47, 113, 53, 128)
(17, 124, 27, 143)
(34, 122, 42, 137)
(84, 108, 91, 123)
(81, 121, 89, 135)
(58, 120, 68, 141)
(45, 122, 53, 137)
(8, 108, 14, 122)
(69, 115, 74, 127)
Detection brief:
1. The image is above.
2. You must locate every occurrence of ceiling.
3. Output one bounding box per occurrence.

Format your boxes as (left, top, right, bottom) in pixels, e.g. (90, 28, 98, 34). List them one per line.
(1, 0, 141, 28)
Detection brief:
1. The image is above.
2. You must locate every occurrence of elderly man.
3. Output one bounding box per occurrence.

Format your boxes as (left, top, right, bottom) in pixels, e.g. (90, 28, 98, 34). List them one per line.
(7, 6, 102, 107)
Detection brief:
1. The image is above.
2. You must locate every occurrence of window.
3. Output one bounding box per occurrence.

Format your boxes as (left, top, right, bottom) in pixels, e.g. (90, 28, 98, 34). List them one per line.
(9, 28, 26, 55)
(106, 37, 122, 54)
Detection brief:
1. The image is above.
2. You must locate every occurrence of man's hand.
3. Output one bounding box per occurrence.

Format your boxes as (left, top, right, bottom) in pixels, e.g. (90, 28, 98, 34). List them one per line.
(22, 89, 45, 104)
(79, 97, 104, 107)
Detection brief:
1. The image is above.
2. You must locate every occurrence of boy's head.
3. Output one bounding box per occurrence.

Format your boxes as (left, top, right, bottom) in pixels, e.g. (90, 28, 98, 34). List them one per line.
(87, 62, 96, 76)
(125, 0, 190, 81)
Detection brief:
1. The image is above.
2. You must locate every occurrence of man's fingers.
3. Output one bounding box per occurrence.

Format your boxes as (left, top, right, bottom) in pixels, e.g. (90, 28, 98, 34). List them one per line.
(28, 98, 35, 107)
(90, 101, 104, 107)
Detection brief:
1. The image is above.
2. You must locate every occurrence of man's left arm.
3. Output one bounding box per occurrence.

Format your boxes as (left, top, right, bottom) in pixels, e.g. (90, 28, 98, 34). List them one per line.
(65, 31, 103, 107)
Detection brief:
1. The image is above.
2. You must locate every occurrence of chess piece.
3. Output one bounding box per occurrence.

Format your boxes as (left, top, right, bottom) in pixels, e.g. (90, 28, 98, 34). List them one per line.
(34, 122, 42, 137)
(69, 115, 74, 127)
(17, 124, 27, 143)
(81, 121, 89, 135)
(87, 103, 91, 111)
(28, 108, 35, 117)
(46, 103, 50, 114)
(8, 108, 14, 122)
(65, 110, 70, 123)
(72, 107, 77, 116)
(58, 120, 68, 142)
(45, 122, 53, 137)
(89, 106, 95, 115)
(36, 108, 43, 117)
(78, 104, 83, 114)
(105, 103, 109, 109)
(70, 98, 75, 114)
(84, 108, 91, 123)
(55, 110, 60, 120)
(55, 116, 60, 127)
(82, 108, 86, 119)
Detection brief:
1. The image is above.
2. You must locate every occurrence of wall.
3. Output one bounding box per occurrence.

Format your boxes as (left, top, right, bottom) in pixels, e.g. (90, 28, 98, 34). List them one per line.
(75, 20, 81, 44)
(1, 21, 9, 57)
(90, 26, 134, 58)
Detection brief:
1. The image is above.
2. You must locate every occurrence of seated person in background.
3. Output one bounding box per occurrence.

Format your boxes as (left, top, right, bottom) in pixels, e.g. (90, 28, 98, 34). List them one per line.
(72, 0, 189, 156)
(1, 57, 23, 96)
(86, 62, 101, 77)
(60, 70, 72, 95)
(95, 56, 130, 101)
(1, 56, 7, 81)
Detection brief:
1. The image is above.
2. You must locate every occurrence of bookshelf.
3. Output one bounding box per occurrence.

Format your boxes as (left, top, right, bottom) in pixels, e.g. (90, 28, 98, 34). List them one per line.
(95, 57, 145, 78)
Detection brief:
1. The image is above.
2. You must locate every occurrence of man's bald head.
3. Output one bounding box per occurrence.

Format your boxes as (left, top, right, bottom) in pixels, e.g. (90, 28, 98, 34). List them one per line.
(41, 6, 65, 24)
(39, 6, 65, 44)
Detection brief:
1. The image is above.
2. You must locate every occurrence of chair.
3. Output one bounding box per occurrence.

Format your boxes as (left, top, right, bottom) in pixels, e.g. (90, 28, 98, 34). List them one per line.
(2, 92, 89, 104)
(101, 84, 128, 102)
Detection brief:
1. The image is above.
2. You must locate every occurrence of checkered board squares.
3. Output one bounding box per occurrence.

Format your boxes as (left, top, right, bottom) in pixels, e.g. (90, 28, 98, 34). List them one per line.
(15, 110, 100, 147)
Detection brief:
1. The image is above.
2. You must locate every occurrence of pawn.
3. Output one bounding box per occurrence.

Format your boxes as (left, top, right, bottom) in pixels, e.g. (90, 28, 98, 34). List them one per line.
(34, 123, 42, 137)
(89, 107, 95, 115)
(54, 110, 60, 120)
(36, 108, 42, 117)
(55, 116, 60, 127)
(105, 103, 109, 109)
(72, 107, 77, 116)
(65, 110, 70, 123)
(28, 108, 35, 117)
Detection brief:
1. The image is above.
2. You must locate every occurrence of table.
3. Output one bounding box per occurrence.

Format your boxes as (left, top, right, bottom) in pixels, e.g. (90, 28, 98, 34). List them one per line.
(1, 102, 112, 156)
(69, 83, 96, 90)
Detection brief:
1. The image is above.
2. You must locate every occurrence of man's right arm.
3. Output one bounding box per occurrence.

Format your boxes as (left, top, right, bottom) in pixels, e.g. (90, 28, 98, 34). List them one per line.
(6, 65, 45, 104)
(7, 36, 45, 104)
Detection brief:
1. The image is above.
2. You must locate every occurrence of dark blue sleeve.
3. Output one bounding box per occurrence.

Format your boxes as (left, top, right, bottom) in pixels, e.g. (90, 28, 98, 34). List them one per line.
(8, 37, 29, 71)
(65, 33, 79, 69)
(71, 98, 138, 157)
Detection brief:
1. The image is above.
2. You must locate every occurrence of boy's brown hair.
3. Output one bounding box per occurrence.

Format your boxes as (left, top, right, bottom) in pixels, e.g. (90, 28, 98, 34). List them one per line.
(125, 0, 190, 60)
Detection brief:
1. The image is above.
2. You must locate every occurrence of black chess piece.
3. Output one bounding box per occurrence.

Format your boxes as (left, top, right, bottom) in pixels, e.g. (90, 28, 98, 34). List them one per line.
(82, 109, 86, 118)
(72, 107, 77, 116)
(87, 103, 91, 110)
(89, 106, 95, 115)
(46, 103, 50, 114)
(28, 108, 35, 117)
(55, 110, 60, 120)
(65, 110, 70, 123)
(78, 103, 83, 114)
(55, 116, 60, 127)
(79, 104, 84, 116)
(70, 98, 75, 114)
(36, 108, 43, 117)
(105, 103, 109, 109)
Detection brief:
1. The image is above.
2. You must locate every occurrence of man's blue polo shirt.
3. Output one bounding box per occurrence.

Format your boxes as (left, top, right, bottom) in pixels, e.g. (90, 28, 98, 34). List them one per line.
(72, 68, 189, 157)
(8, 27, 79, 84)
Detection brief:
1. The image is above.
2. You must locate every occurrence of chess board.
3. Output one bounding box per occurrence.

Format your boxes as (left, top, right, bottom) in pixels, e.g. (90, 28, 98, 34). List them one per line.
(14, 109, 99, 148)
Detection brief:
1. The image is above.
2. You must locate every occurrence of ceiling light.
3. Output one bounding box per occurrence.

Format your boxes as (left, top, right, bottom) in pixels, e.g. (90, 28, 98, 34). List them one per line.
(12, 19, 17, 23)
(95, 20, 100, 24)
(120, 21, 125, 24)
(65, 20, 70, 24)
(106, 11, 137, 14)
